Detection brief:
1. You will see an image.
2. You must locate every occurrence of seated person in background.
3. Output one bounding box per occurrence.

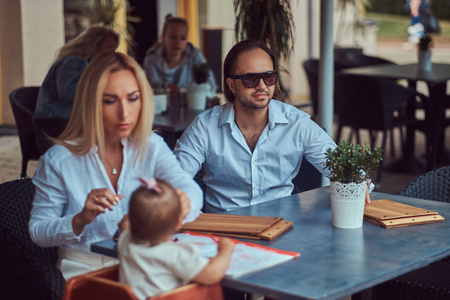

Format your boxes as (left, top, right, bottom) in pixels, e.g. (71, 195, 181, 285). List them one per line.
(119, 178, 235, 299)
(174, 40, 369, 213)
(29, 52, 203, 280)
(143, 14, 217, 100)
(35, 25, 118, 119)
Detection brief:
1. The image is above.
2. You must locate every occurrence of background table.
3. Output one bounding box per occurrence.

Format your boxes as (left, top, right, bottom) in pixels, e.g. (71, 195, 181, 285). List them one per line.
(153, 109, 203, 149)
(92, 187, 450, 300)
(342, 63, 450, 171)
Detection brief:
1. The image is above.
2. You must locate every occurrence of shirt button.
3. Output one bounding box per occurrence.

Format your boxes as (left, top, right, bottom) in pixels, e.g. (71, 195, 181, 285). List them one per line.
(253, 186, 257, 189)
(252, 161, 255, 165)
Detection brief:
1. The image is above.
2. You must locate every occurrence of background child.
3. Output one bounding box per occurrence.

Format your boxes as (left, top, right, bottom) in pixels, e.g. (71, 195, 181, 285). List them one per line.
(118, 178, 235, 299)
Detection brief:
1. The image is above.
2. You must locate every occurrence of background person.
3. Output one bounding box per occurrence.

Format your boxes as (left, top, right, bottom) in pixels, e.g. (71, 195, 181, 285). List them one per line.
(405, 0, 431, 45)
(119, 178, 235, 299)
(143, 14, 217, 100)
(35, 25, 119, 119)
(29, 52, 203, 280)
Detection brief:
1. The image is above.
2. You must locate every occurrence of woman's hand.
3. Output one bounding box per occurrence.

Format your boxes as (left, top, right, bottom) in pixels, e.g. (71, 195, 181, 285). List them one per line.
(72, 188, 122, 235)
(175, 188, 191, 220)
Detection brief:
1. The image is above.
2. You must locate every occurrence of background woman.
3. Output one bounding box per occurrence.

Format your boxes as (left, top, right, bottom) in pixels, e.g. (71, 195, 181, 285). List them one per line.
(29, 52, 203, 280)
(143, 15, 217, 100)
(35, 25, 119, 119)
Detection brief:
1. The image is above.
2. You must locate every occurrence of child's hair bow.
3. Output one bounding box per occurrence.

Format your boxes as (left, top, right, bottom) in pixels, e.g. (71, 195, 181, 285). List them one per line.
(139, 177, 162, 194)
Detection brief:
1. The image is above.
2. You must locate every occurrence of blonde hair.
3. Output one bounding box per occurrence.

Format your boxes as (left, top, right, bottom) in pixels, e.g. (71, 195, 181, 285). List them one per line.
(54, 52, 154, 164)
(129, 180, 181, 244)
(55, 25, 119, 62)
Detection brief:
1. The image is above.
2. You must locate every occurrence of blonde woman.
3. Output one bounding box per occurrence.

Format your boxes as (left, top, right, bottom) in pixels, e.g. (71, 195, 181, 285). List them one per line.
(143, 15, 217, 100)
(35, 25, 119, 119)
(29, 52, 203, 280)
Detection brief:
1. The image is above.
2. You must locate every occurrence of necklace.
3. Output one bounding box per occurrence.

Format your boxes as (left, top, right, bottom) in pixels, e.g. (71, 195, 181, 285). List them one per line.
(104, 156, 118, 175)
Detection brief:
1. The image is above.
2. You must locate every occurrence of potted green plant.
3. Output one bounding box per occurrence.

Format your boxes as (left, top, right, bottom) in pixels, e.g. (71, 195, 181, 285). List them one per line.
(418, 35, 434, 72)
(186, 63, 211, 110)
(325, 140, 383, 228)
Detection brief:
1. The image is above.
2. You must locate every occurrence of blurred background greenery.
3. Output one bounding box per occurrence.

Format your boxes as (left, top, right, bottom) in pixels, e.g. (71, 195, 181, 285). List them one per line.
(367, 12, 450, 45)
(366, 0, 450, 46)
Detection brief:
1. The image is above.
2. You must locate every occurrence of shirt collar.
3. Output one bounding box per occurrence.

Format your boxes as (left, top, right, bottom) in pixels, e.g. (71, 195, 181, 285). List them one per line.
(218, 100, 289, 129)
(267, 100, 289, 129)
(218, 102, 235, 127)
(90, 137, 129, 154)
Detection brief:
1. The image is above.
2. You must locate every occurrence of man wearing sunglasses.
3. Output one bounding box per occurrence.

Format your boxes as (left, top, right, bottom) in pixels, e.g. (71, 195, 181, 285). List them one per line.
(174, 40, 337, 213)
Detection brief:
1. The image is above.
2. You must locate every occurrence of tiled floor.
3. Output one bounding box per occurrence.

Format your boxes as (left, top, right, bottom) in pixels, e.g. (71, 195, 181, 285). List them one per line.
(0, 135, 39, 182)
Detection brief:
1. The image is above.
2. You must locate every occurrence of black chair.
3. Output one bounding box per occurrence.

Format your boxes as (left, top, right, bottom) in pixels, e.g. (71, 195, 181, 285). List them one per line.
(0, 178, 65, 300)
(302, 59, 320, 119)
(373, 165, 450, 300)
(302, 59, 345, 120)
(9, 87, 42, 178)
(292, 159, 322, 194)
(334, 74, 431, 184)
(32, 115, 68, 153)
(334, 47, 363, 68)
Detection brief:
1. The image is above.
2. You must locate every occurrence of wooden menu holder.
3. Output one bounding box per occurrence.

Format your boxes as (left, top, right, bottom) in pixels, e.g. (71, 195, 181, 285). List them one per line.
(364, 199, 445, 228)
(180, 213, 293, 240)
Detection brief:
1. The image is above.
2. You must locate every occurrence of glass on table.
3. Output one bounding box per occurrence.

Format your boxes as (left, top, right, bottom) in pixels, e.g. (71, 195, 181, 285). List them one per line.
(152, 83, 169, 114)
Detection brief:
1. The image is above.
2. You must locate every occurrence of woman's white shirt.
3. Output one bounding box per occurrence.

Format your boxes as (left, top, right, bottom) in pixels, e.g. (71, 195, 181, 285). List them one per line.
(29, 134, 202, 253)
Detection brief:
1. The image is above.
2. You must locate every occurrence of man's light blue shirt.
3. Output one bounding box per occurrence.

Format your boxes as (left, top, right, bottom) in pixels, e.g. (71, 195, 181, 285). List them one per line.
(174, 100, 337, 212)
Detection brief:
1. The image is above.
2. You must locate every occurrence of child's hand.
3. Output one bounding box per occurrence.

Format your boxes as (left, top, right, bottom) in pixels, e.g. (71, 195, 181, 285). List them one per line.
(118, 214, 130, 231)
(175, 188, 191, 219)
(218, 237, 235, 253)
(192, 237, 235, 284)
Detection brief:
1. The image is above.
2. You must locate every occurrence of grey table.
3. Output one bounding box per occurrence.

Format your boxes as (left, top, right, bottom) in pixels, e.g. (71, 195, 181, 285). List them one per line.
(342, 63, 450, 171)
(153, 109, 203, 149)
(91, 187, 450, 300)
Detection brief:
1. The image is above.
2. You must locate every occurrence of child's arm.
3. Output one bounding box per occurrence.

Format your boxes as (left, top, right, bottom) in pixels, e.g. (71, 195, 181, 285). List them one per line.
(192, 237, 235, 284)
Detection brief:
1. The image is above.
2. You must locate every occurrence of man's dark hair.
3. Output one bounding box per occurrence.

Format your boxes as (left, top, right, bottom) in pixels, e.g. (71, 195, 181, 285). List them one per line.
(223, 40, 278, 103)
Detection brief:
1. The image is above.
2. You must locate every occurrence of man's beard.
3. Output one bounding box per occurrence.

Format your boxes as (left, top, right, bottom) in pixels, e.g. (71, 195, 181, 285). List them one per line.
(235, 90, 272, 110)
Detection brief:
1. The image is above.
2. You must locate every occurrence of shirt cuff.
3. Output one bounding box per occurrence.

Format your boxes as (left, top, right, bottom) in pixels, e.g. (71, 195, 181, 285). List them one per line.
(62, 214, 84, 241)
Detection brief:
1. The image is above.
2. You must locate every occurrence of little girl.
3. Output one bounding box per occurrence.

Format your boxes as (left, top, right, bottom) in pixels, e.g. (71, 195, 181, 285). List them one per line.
(118, 178, 235, 299)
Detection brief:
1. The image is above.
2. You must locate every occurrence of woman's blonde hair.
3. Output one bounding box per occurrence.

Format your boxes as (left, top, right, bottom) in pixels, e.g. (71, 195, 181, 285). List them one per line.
(55, 25, 119, 61)
(55, 52, 154, 164)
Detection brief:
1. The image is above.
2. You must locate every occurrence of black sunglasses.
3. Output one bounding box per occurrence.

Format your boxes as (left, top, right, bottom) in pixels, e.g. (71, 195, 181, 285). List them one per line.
(229, 71, 278, 88)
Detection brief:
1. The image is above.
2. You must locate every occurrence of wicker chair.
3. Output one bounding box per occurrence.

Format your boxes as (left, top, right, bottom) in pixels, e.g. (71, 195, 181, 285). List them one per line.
(373, 165, 450, 299)
(9, 87, 42, 178)
(398, 165, 450, 202)
(0, 179, 65, 300)
(32, 115, 68, 153)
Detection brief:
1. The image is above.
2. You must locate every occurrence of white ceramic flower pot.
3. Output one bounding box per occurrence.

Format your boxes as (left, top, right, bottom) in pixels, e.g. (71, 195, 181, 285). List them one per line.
(418, 50, 432, 72)
(186, 83, 209, 110)
(330, 181, 367, 228)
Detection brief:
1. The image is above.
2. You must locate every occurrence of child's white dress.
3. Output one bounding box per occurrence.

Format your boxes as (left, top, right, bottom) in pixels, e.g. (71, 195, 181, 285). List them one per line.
(118, 229, 209, 299)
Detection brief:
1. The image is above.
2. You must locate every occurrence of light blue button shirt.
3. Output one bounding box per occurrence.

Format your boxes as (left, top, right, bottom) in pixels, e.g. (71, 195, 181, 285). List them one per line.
(29, 134, 203, 253)
(174, 100, 337, 212)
